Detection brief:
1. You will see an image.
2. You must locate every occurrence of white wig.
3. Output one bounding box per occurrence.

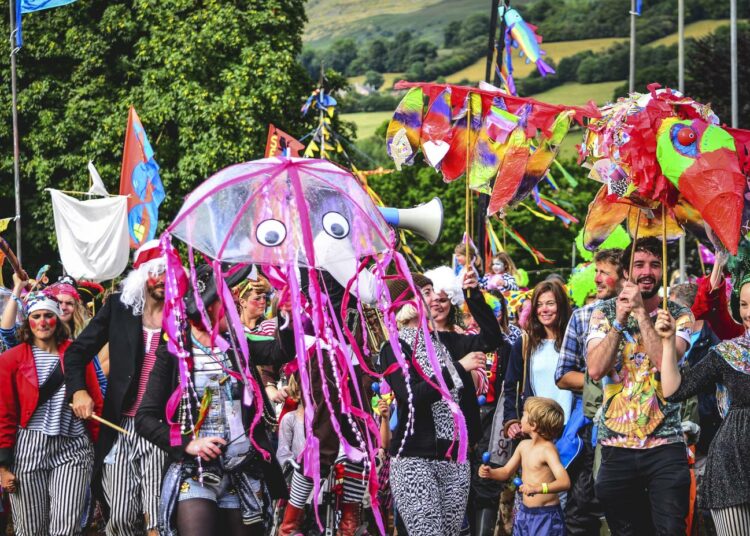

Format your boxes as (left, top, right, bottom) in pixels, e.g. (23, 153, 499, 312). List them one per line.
(119, 242, 166, 316)
(423, 265, 464, 306)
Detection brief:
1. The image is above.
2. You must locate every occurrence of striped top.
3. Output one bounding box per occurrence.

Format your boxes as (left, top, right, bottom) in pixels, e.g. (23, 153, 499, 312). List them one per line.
(27, 346, 85, 437)
(123, 327, 161, 417)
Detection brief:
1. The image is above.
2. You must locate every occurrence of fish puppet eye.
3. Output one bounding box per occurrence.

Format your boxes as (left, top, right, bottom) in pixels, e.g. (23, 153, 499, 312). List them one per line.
(677, 127, 697, 146)
(256, 219, 287, 247)
(322, 211, 350, 239)
(670, 123, 699, 157)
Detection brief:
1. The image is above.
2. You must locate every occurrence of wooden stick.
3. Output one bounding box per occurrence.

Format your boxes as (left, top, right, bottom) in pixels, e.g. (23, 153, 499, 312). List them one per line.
(70, 405, 130, 435)
(696, 239, 706, 276)
(662, 204, 668, 310)
(628, 208, 642, 281)
(465, 92, 473, 297)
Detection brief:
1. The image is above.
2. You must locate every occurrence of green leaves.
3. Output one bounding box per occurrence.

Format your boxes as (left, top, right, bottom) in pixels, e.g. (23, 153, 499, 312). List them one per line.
(0, 0, 313, 271)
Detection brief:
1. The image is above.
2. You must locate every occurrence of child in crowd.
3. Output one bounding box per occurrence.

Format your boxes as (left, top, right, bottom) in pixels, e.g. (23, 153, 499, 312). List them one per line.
(479, 397, 570, 536)
(276, 376, 305, 469)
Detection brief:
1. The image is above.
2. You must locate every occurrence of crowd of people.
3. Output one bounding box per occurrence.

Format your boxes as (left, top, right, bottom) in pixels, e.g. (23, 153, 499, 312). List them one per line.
(0, 232, 748, 536)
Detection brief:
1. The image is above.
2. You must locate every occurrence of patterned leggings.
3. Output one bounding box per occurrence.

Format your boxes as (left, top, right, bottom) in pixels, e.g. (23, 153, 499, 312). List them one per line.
(390, 457, 470, 536)
(712, 504, 750, 536)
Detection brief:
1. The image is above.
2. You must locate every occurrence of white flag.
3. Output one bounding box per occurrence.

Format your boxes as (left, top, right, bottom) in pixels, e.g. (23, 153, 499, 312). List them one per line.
(49, 189, 129, 281)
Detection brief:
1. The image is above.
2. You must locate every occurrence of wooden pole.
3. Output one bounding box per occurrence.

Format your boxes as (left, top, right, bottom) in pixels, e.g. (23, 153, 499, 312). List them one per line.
(465, 93, 472, 296)
(628, 208, 642, 280)
(662, 204, 668, 310)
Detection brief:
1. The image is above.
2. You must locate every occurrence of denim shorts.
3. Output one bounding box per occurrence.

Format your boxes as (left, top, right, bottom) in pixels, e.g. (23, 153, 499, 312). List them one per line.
(178, 473, 240, 509)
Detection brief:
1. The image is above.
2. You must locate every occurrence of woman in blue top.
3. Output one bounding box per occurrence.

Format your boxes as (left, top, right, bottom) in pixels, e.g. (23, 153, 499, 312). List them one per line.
(504, 280, 573, 438)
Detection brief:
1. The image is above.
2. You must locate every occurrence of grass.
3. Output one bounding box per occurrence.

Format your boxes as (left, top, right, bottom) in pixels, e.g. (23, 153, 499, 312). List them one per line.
(446, 37, 627, 84)
(341, 111, 392, 139)
(530, 81, 624, 107)
(650, 19, 734, 46)
(304, 0, 525, 49)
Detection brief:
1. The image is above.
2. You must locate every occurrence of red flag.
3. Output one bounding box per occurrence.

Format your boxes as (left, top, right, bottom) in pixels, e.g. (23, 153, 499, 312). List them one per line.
(265, 124, 304, 157)
(119, 107, 165, 249)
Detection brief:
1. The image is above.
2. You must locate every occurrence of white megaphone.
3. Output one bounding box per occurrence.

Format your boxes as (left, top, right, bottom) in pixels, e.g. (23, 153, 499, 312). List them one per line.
(378, 197, 444, 245)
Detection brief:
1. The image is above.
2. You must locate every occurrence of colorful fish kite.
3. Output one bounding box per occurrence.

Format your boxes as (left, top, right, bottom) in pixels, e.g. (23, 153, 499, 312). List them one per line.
(386, 82, 596, 214)
(579, 84, 749, 254)
(503, 7, 555, 80)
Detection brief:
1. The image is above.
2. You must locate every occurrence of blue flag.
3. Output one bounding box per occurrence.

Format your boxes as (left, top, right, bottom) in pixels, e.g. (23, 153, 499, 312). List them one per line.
(15, 0, 78, 47)
(634, 0, 643, 16)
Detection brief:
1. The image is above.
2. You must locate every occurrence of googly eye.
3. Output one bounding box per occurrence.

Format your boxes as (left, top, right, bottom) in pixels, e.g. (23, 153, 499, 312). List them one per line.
(256, 219, 287, 247)
(677, 127, 696, 146)
(322, 212, 350, 239)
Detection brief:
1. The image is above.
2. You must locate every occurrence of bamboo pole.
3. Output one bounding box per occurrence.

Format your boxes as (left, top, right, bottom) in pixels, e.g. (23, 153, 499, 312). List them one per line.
(662, 204, 668, 310)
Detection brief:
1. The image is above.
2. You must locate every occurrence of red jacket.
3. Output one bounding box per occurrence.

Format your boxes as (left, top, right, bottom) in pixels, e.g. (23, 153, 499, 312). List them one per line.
(692, 276, 744, 341)
(0, 339, 104, 464)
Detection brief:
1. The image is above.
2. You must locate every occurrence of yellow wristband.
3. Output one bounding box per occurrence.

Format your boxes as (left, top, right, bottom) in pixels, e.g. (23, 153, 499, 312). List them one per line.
(542, 483, 549, 494)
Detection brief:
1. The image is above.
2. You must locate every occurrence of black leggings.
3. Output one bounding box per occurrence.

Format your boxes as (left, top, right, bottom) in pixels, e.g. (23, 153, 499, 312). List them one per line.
(176, 499, 265, 536)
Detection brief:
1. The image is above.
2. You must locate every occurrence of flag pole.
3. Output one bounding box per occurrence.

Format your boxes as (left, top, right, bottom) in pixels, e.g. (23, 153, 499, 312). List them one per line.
(677, 0, 686, 283)
(8, 0, 22, 263)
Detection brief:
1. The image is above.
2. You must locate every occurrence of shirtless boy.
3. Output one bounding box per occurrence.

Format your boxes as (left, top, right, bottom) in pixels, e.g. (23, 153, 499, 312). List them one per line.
(479, 397, 570, 535)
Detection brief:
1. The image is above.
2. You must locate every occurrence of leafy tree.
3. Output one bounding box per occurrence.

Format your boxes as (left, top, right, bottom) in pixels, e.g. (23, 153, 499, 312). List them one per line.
(444, 21, 462, 48)
(322, 38, 358, 75)
(458, 14, 490, 45)
(686, 24, 750, 128)
(0, 0, 313, 271)
(364, 71, 384, 90)
(366, 39, 388, 73)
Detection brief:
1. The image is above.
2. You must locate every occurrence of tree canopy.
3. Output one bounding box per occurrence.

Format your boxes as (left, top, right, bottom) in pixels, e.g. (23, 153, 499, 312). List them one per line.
(0, 0, 313, 271)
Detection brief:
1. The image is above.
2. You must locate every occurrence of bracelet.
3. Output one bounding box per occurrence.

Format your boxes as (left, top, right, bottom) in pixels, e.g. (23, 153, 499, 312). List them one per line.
(541, 482, 549, 494)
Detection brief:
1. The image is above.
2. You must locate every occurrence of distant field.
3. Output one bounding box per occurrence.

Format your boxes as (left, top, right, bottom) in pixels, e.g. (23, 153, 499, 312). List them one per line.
(650, 19, 734, 46)
(348, 72, 405, 90)
(341, 111, 392, 139)
(305, 0, 527, 49)
(446, 37, 627, 84)
(530, 81, 625, 107)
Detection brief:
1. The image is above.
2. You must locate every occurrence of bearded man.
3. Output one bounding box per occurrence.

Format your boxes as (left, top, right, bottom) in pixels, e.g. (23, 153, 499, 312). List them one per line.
(66, 240, 166, 536)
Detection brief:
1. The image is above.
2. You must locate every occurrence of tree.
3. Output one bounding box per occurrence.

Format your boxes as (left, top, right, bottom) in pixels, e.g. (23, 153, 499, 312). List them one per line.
(444, 21, 462, 48)
(364, 71, 384, 91)
(366, 39, 388, 73)
(322, 38, 358, 75)
(0, 0, 313, 272)
(686, 24, 750, 128)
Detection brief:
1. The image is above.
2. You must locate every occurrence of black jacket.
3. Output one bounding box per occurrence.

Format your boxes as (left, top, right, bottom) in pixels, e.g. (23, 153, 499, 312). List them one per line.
(134, 328, 295, 499)
(64, 293, 150, 470)
(686, 321, 722, 455)
(377, 289, 504, 459)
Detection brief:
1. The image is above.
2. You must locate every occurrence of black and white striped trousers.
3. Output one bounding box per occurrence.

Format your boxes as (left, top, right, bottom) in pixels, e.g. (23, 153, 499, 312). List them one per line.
(712, 504, 750, 536)
(101, 417, 166, 535)
(9, 428, 93, 536)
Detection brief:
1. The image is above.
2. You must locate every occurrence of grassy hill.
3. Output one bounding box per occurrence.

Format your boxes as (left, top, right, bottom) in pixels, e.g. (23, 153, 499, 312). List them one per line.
(304, 0, 527, 49)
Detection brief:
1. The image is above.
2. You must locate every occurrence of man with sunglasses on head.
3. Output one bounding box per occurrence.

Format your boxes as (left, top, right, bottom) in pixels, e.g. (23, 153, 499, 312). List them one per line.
(65, 240, 167, 536)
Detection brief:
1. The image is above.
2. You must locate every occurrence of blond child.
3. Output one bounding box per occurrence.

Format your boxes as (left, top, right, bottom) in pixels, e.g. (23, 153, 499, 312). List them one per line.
(479, 397, 570, 535)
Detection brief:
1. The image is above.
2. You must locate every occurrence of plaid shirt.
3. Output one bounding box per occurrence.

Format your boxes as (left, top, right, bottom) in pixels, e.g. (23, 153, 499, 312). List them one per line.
(554, 302, 597, 383)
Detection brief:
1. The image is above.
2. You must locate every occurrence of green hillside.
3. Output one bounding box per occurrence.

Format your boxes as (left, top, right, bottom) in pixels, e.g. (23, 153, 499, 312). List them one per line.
(304, 0, 527, 49)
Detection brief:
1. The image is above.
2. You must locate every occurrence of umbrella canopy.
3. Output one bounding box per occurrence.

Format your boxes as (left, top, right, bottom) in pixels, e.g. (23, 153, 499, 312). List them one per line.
(169, 157, 394, 267)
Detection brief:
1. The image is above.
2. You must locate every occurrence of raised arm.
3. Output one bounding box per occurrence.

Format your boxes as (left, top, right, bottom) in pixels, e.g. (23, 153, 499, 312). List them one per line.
(586, 304, 623, 381)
